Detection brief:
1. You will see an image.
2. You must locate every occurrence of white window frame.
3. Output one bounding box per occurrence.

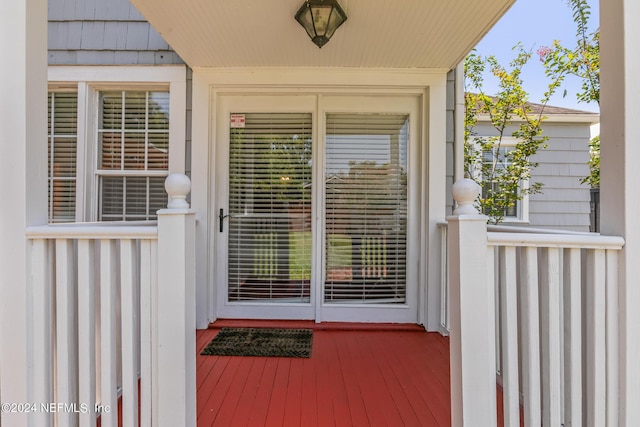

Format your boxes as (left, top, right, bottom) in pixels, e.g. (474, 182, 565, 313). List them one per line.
(48, 66, 187, 222)
(470, 136, 530, 223)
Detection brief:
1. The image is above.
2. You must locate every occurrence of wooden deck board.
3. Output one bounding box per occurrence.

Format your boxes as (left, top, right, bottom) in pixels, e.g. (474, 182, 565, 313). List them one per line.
(264, 358, 291, 426)
(196, 322, 453, 427)
(282, 358, 305, 427)
(246, 356, 278, 426)
(104, 321, 515, 426)
(342, 333, 399, 426)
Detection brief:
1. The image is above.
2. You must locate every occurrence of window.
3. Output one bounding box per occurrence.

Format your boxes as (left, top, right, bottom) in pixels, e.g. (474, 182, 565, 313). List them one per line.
(97, 91, 169, 221)
(47, 65, 186, 223)
(48, 92, 78, 223)
(476, 138, 529, 222)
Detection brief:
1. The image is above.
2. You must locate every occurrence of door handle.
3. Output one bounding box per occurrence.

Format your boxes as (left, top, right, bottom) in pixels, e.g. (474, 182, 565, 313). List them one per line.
(219, 208, 229, 232)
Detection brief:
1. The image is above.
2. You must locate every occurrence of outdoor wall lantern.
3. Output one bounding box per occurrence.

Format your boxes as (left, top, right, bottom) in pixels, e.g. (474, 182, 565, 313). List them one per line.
(295, 0, 347, 48)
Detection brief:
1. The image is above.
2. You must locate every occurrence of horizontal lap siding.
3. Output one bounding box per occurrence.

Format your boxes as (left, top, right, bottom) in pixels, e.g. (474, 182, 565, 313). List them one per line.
(48, 0, 184, 65)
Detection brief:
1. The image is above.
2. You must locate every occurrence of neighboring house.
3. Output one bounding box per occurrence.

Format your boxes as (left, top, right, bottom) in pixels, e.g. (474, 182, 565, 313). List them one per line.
(3, 0, 640, 426)
(470, 102, 598, 231)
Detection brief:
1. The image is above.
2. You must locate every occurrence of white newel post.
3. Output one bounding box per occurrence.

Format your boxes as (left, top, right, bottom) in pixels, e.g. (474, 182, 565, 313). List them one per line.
(156, 174, 197, 427)
(447, 179, 496, 427)
(0, 1, 48, 426)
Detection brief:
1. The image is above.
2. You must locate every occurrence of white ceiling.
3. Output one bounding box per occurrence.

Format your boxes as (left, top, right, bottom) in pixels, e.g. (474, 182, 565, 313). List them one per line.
(130, 0, 515, 69)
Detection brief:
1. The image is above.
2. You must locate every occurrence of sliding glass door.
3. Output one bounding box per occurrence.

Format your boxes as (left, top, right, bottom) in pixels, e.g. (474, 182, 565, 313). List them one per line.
(215, 94, 420, 322)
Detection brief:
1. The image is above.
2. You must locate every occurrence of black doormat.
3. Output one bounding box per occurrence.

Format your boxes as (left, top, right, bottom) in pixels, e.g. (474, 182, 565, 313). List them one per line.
(200, 327, 313, 358)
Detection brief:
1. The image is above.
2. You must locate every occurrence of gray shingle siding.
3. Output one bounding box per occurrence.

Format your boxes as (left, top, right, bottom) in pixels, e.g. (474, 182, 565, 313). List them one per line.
(472, 121, 593, 231)
(528, 123, 591, 231)
(48, 0, 183, 65)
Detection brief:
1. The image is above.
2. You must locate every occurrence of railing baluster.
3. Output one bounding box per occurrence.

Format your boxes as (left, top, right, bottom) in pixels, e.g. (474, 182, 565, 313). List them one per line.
(55, 238, 78, 427)
(100, 239, 118, 427)
(488, 246, 499, 374)
(77, 239, 97, 427)
(563, 248, 582, 427)
(150, 240, 160, 425)
(120, 239, 139, 427)
(606, 250, 619, 427)
(29, 238, 54, 427)
(520, 246, 541, 427)
(499, 246, 520, 427)
(540, 247, 562, 426)
(140, 240, 153, 427)
(586, 249, 606, 427)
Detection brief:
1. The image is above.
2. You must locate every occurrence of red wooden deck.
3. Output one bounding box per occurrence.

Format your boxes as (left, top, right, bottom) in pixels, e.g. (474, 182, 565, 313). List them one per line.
(196, 320, 452, 427)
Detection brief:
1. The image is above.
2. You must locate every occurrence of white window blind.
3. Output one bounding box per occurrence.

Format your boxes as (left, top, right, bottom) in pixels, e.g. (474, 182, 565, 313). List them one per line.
(48, 92, 78, 223)
(98, 91, 169, 221)
(324, 113, 408, 303)
(227, 113, 313, 302)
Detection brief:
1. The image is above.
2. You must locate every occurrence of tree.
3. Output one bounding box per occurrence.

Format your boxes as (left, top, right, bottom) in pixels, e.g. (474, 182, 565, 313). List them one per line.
(464, 46, 555, 223)
(539, 0, 600, 187)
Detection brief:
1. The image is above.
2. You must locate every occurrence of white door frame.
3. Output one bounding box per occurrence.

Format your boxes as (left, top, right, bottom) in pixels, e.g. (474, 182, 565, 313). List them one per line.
(189, 68, 448, 327)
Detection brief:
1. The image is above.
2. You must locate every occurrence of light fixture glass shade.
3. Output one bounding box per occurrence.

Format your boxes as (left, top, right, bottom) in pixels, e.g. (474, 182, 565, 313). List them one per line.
(295, 0, 347, 48)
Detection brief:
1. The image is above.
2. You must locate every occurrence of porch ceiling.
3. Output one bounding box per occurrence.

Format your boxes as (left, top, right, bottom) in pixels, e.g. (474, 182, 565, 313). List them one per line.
(130, 0, 515, 69)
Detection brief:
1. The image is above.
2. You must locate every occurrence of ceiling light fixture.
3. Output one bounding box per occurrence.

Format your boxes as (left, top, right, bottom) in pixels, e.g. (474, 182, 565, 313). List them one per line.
(295, 0, 347, 48)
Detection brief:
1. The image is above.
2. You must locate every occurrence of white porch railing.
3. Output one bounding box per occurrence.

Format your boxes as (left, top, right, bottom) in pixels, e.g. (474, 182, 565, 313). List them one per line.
(26, 223, 158, 427)
(445, 178, 625, 427)
(21, 174, 196, 427)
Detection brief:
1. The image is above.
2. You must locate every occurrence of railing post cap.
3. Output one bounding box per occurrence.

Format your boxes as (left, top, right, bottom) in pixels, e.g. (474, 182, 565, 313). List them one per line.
(165, 173, 191, 209)
(452, 178, 481, 215)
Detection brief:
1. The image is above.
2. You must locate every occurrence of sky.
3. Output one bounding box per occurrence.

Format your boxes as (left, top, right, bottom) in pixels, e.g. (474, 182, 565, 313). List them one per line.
(473, 0, 599, 113)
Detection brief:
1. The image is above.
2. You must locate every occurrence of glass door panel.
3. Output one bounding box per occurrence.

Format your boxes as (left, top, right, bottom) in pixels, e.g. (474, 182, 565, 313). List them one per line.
(227, 113, 313, 303)
(324, 113, 409, 304)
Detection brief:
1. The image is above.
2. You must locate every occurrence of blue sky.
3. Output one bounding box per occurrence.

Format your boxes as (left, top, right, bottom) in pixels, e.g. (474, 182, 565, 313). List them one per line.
(473, 0, 599, 113)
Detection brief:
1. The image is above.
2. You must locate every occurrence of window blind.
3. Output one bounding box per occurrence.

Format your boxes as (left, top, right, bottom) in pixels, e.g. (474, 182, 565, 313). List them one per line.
(227, 113, 313, 302)
(324, 113, 408, 303)
(98, 91, 169, 221)
(48, 92, 78, 223)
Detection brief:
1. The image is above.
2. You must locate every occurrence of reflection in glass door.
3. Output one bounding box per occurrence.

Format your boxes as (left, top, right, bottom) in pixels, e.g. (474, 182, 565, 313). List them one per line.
(324, 113, 409, 304)
(227, 113, 313, 303)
